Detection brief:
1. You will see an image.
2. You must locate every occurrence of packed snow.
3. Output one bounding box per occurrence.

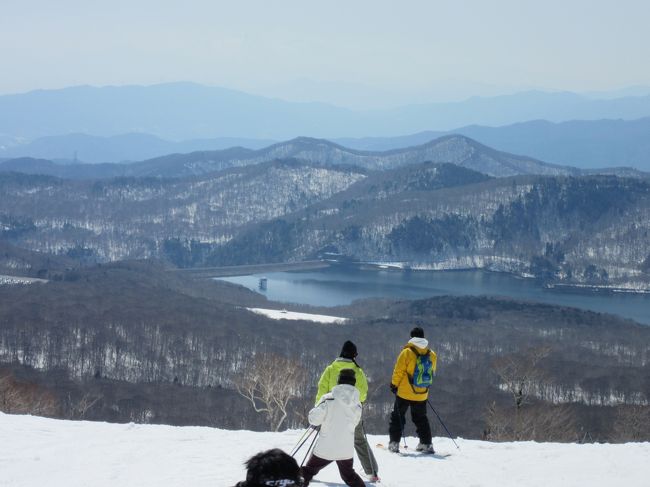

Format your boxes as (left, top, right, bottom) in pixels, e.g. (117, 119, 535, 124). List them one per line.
(1, 413, 649, 487)
(0, 274, 47, 286)
(247, 307, 347, 324)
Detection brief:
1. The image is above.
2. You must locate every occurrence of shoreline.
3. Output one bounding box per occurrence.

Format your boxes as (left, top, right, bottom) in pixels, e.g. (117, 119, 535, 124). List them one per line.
(174, 259, 650, 295)
(353, 261, 650, 295)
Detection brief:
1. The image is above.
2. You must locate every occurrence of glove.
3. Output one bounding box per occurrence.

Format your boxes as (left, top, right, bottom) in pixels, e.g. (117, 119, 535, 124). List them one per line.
(390, 384, 398, 394)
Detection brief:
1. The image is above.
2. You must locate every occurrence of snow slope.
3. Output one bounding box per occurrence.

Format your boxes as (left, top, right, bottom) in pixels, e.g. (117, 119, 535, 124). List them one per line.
(247, 307, 347, 324)
(1, 413, 648, 487)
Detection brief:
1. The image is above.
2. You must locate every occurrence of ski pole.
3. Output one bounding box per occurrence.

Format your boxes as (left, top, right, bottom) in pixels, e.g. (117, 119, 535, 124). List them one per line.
(300, 427, 320, 467)
(399, 409, 408, 449)
(291, 426, 313, 453)
(426, 400, 460, 450)
(290, 426, 317, 458)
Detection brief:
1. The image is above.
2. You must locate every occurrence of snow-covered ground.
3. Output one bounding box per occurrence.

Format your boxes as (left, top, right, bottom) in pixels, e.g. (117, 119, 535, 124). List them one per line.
(247, 307, 347, 324)
(0, 274, 47, 286)
(1, 413, 649, 487)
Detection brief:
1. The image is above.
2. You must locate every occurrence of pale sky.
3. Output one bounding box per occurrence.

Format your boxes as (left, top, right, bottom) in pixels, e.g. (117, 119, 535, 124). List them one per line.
(2, 0, 650, 107)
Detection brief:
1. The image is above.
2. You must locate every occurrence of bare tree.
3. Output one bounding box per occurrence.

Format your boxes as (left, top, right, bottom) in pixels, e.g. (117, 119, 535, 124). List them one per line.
(493, 346, 551, 411)
(613, 405, 650, 442)
(0, 372, 20, 412)
(67, 393, 102, 419)
(485, 400, 576, 442)
(0, 371, 58, 416)
(236, 353, 307, 431)
(485, 347, 577, 441)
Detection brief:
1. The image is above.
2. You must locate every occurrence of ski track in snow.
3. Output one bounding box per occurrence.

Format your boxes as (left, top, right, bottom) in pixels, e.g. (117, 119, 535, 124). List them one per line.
(1, 413, 649, 487)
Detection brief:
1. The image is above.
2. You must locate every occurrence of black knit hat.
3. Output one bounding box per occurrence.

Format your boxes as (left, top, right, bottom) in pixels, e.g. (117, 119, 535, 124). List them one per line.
(340, 340, 358, 359)
(338, 368, 357, 386)
(410, 327, 425, 338)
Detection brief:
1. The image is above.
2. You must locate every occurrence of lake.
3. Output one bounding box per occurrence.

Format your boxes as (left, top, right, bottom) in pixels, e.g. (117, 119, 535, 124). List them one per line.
(218, 266, 650, 325)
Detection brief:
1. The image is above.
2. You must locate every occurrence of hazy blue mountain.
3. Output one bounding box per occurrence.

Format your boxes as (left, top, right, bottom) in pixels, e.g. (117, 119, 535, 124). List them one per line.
(0, 132, 276, 164)
(0, 157, 129, 178)
(582, 85, 650, 99)
(374, 91, 650, 133)
(334, 117, 650, 172)
(2, 83, 650, 140)
(0, 82, 352, 140)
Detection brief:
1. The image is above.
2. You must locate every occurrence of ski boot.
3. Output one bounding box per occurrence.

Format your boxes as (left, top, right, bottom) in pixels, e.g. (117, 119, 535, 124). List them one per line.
(416, 443, 435, 454)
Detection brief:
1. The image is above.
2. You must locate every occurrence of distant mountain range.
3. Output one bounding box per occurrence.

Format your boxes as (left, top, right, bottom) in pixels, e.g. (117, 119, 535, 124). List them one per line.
(3, 135, 647, 180)
(0, 133, 275, 164)
(2, 116, 649, 173)
(0, 135, 568, 179)
(334, 117, 650, 171)
(2, 82, 650, 140)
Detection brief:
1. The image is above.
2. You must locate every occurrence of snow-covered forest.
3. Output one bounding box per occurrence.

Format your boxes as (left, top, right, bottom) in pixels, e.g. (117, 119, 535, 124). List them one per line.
(1, 262, 648, 442)
(1, 161, 649, 290)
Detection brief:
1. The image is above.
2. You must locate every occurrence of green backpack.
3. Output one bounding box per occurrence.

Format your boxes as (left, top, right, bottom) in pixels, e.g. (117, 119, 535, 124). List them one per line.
(410, 348, 434, 388)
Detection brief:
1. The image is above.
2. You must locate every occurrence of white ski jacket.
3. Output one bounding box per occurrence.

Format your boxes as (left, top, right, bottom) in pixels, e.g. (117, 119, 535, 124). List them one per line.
(308, 383, 362, 461)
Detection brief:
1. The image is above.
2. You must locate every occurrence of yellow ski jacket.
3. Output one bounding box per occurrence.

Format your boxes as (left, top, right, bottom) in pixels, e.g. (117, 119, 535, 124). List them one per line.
(391, 337, 437, 401)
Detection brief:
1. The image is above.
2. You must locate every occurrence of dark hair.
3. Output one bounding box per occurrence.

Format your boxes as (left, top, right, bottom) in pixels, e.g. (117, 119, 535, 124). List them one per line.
(236, 449, 303, 487)
(410, 327, 425, 338)
(338, 368, 357, 386)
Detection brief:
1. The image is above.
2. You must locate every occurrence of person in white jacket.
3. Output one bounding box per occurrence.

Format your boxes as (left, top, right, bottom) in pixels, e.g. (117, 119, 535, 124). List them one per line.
(300, 369, 366, 487)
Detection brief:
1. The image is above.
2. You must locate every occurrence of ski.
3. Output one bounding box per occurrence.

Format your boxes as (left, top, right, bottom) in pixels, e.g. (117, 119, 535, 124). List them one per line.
(375, 443, 451, 459)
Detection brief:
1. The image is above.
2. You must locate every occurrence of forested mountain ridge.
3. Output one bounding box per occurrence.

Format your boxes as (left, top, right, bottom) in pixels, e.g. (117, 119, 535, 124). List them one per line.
(1, 160, 649, 289)
(0, 160, 366, 261)
(3, 117, 650, 172)
(0, 135, 592, 179)
(161, 134, 573, 177)
(211, 174, 650, 289)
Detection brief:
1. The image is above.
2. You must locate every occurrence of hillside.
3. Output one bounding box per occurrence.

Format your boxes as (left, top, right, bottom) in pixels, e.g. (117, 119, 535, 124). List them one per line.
(211, 174, 650, 289)
(1, 413, 648, 487)
(0, 240, 76, 278)
(0, 160, 366, 262)
(198, 135, 574, 177)
(1, 261, 648, 440)
(0, 135, 577, 179)
(1, 162, 648, 288)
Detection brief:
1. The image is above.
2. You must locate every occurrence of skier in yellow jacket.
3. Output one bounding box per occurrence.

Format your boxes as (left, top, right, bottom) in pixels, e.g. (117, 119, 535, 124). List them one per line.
(388, 327, 437, 453)
(315, 341, 379, 482)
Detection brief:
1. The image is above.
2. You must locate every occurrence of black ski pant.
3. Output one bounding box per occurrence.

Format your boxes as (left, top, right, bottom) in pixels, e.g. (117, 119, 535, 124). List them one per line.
(300, 454, 365, 487)
(388, 395, 432, 445)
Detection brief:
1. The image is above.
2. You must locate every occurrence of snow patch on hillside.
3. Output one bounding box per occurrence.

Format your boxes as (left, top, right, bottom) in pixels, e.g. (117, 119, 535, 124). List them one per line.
(1, 413, 649, 487)
(247, 307, 347, 324)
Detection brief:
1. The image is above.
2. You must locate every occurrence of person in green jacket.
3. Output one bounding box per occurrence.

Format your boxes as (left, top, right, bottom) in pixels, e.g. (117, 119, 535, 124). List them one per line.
(315, 340, 379, 482)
